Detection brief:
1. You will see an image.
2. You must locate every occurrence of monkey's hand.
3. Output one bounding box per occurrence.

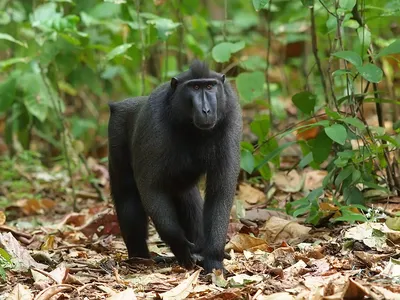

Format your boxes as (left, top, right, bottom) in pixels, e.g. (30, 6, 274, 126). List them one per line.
(170, 239, 196, 270)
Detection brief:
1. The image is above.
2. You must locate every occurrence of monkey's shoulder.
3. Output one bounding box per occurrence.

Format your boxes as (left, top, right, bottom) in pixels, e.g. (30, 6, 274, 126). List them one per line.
(109, 96, 148, 116)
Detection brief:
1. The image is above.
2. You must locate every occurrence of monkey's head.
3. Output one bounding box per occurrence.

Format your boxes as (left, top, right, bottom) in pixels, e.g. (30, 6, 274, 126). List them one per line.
(169, 60, 227, 130)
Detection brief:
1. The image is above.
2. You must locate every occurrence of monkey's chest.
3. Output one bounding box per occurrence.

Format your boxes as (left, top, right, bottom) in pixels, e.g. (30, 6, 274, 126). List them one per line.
(164, 154, 206, 190)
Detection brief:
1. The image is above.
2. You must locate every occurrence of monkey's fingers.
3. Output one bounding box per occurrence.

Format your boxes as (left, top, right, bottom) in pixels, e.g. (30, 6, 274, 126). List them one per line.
(153, 255, 176, 264)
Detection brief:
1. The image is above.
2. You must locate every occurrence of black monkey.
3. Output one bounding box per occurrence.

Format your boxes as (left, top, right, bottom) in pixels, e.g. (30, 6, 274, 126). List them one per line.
(107, 60, 242, 273)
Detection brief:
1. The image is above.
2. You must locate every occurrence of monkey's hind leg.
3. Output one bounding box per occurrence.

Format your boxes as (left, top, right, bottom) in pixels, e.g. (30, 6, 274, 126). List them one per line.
(109, 163, 150, 259)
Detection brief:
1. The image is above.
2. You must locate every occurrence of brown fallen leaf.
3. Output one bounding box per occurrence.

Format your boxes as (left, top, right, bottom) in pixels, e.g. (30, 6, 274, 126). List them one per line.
(343, 278, 370, 299)
(0, 232, 47, 272)
(237, 183, 266, 205)
(6, 283, 33, 300)
(159, 270, 201, 300)
(255, 292, 295, 300)
(77, 209, 120, 238)
(273, 170, 303, 193)
(0, 210, 6, 225)
(245, 208, 296, 223)
(6, 198, 55, 216)
(34, 284, 75, 300)
(261, 216, 311, 244)
(225, 233, 272, 252)
(107, 288, 137, 300)
(304, 170, 328, 191)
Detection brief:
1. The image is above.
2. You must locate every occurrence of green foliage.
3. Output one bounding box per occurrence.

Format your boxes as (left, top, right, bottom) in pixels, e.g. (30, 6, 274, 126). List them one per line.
(292, 91, 316, 114)
(1, 0, 400, 227)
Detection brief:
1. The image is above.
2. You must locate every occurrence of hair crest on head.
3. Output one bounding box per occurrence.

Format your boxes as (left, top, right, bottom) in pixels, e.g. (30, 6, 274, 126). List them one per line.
(189, 59, 210, 79)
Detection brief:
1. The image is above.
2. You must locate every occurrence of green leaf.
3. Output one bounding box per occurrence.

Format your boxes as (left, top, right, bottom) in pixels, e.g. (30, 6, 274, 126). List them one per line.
(357, 27, 371, 49)
(356, 63, 383, 83)
(332, 69, 352, 77)
(212, 41, 245, 63)
(255, 141, 297, 170)
(301, 0, 314, 7)
(332, 51, 362, 67)
(250, 115, 270, 140)
(325, 124, 347, 145)
(0, 248, 11, 262)
(376, 39, 400, 58)
(236, 71, 265, 103)
(0, 57, 29, 70)
(325, 107, 341, 119)
(146, 18, 180, 41)
(0, 77, 16, 112)
(292, 91, 316, 114)
(339, 0, 356, 10)
(334, 166, 354, 187)
(241, 149, 255, 174)
(343, 186, 364, 205)
(106, 43, 134, 61)
(312, 131, 332, 164)
(341, 117, 366, 131)
(252, 0, 269, 11)
(0, 33, 27, 48)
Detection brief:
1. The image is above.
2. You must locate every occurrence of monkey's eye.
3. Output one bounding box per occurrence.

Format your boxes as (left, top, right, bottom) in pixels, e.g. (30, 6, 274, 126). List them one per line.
(193, 85, 200, 90)
(206, 84, 212, 90)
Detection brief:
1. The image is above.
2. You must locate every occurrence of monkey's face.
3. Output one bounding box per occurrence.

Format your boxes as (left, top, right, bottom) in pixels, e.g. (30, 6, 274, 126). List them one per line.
(170, 74, 226, 130)
(186, 79, 221, 130)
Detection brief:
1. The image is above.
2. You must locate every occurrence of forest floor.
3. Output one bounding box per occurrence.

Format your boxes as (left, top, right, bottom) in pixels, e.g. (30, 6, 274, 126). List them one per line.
(1, 154, 400, 300)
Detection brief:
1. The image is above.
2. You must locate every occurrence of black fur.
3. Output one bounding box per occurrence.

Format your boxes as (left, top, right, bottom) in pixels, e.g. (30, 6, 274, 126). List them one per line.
(108, 60, 242, 273)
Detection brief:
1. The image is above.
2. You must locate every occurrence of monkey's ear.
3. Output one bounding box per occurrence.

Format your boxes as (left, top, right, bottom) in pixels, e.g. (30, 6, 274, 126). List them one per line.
(221, 74, 225, 83)
(171, 77, 179, 89)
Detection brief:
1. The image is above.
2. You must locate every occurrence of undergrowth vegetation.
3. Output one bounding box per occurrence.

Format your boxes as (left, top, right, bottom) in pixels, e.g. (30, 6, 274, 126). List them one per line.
(1, 0, 400, 226)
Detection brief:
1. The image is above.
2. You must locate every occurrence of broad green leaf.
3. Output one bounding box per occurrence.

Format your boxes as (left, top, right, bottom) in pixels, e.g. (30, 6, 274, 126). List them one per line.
(0, 57, 29, 70)
(212, 41, 245, 63)
(325, 107, 341, 119)
(343, 186, 364, 205)
(356, 63, 383, 83)
(252, 0, 269, 11)
(312, 131, 332, 164)
(240, 56, 267, 71)
(301, 0, 314, 7)
(0, 77, 16, 112)
(241, 149, 255, 174)
(236, 71, 265, 103)
(255, 141, 297, 170)
(332, 69, 352, 77)
(334, 211, 367, 223)
(292, 91, 316, 114)
(299, 152, 313, 169)
(334, 166, 354, 187)
(256, 154, 272, 180)
(325, 124, 347, 145)
(293, 205, 310, 218)
(250, 115, 270, 140)
(332, 51, 362, 67)
(339, 0, 356, 10)
(106, 43, 134, 61)
(147, 18, 180, 41)
(0, 33, 27, 48)
(241, 141, 254, 152)
(24, 94, 48, 122)
(0, 248, 11, 262)
(357, 27, 371, 49)
(341, 117, 366, 131)
(260, 137, 279, 164)
(376, 39, 400, 58)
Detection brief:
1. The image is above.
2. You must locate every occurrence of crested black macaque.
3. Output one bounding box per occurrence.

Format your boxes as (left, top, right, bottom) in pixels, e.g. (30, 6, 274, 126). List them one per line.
(107, 60, 242, 273)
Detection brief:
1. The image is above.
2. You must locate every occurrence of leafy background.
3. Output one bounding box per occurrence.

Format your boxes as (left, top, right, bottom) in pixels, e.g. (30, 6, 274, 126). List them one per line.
(1, 0, 400, 224)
